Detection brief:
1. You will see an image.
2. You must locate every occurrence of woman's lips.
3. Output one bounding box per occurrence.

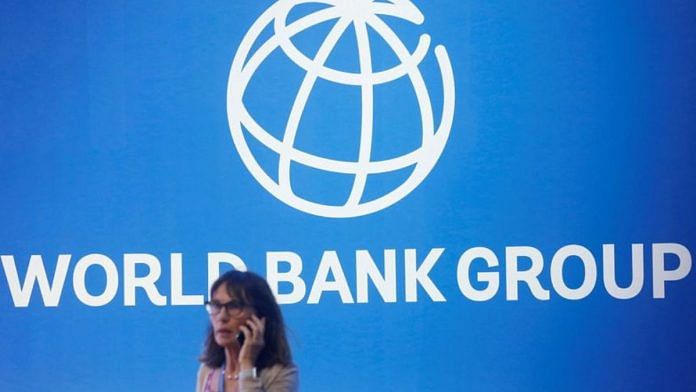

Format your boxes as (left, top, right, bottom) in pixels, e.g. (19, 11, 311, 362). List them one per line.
(216, 328, 233, 335)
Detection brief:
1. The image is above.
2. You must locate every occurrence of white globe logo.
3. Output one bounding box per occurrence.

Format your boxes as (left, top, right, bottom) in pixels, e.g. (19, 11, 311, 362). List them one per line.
(227, 0, 455, 218)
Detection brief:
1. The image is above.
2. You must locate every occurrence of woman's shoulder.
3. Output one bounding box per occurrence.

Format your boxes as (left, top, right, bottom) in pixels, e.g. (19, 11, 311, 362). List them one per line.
(196, 364, 215, 392)
(198, 363, 215, 378)
(259, 363, 299, 390)
(197, 362, 298, 392)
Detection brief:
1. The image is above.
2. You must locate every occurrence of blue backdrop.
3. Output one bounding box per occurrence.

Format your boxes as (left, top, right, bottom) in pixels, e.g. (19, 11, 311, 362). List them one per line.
(1, 0, 695, 391)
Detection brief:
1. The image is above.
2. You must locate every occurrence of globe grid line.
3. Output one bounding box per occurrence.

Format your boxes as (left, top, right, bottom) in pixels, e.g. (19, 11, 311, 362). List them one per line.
(233, 1, 433, 172)
(365, 13, 435, 144)
(227, 0, 455, 218)
(277, 16, 353, 196)
(274, 5, 432, 86)
(346, 17, 374, 207)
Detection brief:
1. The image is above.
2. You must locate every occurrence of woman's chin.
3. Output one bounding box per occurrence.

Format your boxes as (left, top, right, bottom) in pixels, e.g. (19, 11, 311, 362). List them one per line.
(214, 334, 234, 347)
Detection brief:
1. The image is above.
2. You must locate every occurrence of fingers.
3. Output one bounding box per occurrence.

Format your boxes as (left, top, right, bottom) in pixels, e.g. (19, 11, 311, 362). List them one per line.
(238, 315, 266, 346)
(245, 314, 266, 342)
(237, 315, 266, 368)
(238, 324, 252, 342)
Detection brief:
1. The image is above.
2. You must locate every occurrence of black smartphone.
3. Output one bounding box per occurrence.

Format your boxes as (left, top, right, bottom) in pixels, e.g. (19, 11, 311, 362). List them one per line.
(236, 331, 245, 346)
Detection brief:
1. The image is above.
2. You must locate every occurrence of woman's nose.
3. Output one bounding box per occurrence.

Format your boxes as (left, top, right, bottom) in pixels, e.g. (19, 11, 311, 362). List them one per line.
(216, 310, 231, 322)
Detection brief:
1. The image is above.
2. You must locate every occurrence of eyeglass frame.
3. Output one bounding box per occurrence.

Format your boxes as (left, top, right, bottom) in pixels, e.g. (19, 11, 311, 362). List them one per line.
(204, 299, 250, 316)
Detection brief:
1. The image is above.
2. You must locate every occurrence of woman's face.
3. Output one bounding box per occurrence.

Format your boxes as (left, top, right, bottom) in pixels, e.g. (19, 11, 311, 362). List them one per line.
(209, 283, 253, 347)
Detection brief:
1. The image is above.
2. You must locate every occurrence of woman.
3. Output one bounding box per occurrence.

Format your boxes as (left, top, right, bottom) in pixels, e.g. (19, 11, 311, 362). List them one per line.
(197, 270, 298, 392)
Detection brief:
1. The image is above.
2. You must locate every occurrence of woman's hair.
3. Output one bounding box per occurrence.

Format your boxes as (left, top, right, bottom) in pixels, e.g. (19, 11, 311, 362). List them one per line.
(199, 270, 293, 369)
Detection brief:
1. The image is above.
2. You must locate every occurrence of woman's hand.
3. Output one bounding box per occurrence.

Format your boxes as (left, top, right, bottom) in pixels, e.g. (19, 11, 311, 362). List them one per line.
(238, 314, 266, 370)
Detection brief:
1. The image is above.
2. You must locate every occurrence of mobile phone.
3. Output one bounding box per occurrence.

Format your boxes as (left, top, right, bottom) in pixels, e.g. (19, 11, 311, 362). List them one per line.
(236, 331, 245, 346)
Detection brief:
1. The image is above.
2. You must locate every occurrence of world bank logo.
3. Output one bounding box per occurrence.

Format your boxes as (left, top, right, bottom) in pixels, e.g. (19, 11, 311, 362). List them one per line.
(227, 0, 455, 218)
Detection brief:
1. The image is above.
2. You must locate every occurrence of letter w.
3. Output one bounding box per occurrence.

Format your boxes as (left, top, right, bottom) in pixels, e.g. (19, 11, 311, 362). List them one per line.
(1, 255, 71, 307)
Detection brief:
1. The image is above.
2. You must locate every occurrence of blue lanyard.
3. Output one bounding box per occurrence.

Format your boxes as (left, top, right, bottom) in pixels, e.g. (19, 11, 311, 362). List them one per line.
(218, 362, 226, 392)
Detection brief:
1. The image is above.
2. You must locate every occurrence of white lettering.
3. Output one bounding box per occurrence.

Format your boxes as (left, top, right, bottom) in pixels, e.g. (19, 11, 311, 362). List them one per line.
(307, 251, 354, 304)
(72, 254, 118, 307)
(405, 248, 446, 302)
(356, 249, 397, 303)
(207, 252, 247, 296)
(266, 251, 306, 305)
(1, 254, 71, 307)
(652, 243, 692, 299)
(123, 253, 167, 306)
(550, 245, 597, 300)
(505, 246, 549, 300)
(603, 244, 644, 299)
(457, 247, 499, 301)
(170, 253, 204, 305)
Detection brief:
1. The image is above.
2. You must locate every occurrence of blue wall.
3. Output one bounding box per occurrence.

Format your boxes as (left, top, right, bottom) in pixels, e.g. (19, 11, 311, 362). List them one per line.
(1, 1, 695, 390)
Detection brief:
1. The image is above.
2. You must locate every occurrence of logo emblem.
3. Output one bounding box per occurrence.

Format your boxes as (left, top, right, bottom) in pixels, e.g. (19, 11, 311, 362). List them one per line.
(227, 0, 455, 218)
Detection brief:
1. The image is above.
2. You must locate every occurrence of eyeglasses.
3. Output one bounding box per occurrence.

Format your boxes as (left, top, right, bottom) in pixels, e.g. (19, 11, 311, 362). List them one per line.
(204, 300, 248, 316)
